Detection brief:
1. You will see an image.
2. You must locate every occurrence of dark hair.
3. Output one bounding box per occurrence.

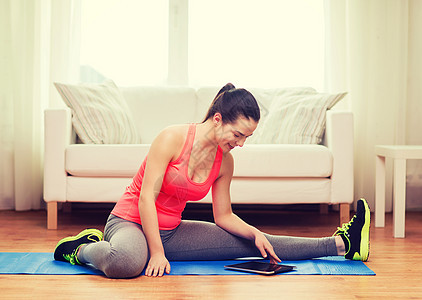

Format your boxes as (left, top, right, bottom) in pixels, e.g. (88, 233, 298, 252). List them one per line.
(202, 83, 260, 124)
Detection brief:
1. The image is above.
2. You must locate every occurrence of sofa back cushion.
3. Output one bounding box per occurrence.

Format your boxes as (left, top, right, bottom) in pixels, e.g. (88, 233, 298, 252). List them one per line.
(120, 86, 197, 143)
(119, 85, 345, 145)
(195, 87, 220, 123)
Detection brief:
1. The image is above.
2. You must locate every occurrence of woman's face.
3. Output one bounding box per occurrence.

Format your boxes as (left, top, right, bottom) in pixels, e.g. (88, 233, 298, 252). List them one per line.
(214, 115, 258, 153)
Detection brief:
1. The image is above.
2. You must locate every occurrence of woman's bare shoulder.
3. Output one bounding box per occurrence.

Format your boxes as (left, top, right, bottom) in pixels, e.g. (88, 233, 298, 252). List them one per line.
(158, 124, 190, 143)
(151, 124, 191, 159)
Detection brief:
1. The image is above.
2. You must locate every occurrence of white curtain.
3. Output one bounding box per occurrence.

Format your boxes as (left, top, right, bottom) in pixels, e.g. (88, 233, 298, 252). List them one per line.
(325, 0, 422, 210)
(0, 0, 80, 210)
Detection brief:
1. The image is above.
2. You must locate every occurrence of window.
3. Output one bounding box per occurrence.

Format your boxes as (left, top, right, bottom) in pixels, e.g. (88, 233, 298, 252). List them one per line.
(80, 0, 324, 90)
(188, 0, 325, 89)
(80, 0, 168, 86)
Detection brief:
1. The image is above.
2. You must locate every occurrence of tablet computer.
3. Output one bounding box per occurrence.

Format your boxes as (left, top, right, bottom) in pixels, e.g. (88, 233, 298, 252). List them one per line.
(224, 261, 296, 275)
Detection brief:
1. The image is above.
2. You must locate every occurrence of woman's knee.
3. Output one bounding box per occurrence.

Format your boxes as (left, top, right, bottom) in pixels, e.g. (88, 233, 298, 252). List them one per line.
(103, 248, 148, 279)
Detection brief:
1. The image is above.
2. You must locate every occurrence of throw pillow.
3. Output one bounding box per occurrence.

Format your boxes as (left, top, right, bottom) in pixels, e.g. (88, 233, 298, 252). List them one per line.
(250, 89, 346, 144)
(247, 87, 317, 144)
(54, 80, 140, 144)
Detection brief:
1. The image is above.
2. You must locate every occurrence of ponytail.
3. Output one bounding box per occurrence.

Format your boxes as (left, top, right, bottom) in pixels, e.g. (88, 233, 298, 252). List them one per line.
(202, 83, 260, 124)
(214, 83, 236, 100)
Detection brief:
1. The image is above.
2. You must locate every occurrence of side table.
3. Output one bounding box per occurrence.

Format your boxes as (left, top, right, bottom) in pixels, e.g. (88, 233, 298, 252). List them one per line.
(375, 145, 422, 238)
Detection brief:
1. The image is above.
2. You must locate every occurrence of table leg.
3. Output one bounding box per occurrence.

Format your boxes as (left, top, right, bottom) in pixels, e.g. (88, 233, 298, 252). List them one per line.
(385, 159, 394, 212)
(393, 158, 406, 238)
(375, 155, 386, 227)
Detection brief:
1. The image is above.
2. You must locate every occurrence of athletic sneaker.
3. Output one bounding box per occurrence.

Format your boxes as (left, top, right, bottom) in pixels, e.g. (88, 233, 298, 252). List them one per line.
(54, 228, 103, 265)
(333, 198, 371, 261)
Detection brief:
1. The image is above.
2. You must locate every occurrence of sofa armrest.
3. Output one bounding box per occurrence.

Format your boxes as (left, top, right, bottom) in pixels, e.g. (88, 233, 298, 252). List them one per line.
(324, 111, 354, 204)
(43, 108, 74, 202)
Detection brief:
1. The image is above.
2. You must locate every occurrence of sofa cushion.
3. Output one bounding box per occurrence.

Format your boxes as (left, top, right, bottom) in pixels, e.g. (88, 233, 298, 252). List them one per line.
(120, 86, 197, 143)
(66, 144, 332, 178)
(67, 177, 132, 202)
(254, 90, 346, 144)
(200, 178, 332, 204)
(66, 177, 331, 204)
(54, 80, 140, 144)
(231, 144, 332, 177)
(66, 144, 149, 177)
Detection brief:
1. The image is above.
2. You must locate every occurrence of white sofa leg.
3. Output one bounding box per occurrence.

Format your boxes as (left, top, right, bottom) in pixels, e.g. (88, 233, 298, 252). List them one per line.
(47, 202, 58, 230)
(339, 203, 350, 226)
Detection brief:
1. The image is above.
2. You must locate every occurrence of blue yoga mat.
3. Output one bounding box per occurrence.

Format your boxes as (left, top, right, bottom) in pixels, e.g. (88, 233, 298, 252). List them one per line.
(0, 253, 375, 276)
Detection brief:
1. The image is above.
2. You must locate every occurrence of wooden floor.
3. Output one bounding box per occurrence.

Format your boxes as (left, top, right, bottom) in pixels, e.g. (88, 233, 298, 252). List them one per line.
(0, 206, 421, 299)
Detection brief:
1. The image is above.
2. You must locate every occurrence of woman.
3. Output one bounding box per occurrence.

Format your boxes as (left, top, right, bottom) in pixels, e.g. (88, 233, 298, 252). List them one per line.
(54, 83, 370, 278)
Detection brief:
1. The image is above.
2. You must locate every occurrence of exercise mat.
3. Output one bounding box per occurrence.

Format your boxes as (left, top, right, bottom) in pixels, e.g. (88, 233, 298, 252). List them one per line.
(0, 253, 375, 276)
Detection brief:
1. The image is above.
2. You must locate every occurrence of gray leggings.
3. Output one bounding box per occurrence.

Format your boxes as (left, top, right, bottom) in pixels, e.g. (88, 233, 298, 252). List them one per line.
(78, 214, 338, 278)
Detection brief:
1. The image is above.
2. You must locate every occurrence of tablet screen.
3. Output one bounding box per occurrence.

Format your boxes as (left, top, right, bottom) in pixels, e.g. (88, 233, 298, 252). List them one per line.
(224, 261, 295, 275)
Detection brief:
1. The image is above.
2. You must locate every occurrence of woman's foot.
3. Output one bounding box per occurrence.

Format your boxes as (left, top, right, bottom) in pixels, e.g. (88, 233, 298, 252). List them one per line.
(54, 228, 103, 265)
(334, 198, 371, 261)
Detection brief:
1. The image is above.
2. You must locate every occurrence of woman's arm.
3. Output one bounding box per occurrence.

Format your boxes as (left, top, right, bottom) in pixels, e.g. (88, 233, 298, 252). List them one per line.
(138, 127, 181, 277)
(212, 153, 281, 263)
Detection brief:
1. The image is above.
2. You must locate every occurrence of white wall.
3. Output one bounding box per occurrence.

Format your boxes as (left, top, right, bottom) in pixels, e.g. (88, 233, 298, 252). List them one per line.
(406, 0, 422, 210)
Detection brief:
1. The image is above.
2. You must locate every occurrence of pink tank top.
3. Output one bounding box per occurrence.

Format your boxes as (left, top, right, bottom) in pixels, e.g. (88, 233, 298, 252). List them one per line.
(111, 124, 223, 230)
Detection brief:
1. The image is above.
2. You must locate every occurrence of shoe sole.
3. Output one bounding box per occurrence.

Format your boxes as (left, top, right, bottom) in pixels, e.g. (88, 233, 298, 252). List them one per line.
(359, 199, 371, 261)
(54, 228, 103, 253)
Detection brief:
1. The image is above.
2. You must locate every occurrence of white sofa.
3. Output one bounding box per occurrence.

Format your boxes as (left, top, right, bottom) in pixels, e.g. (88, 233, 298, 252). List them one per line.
(44, 86, 354, 229)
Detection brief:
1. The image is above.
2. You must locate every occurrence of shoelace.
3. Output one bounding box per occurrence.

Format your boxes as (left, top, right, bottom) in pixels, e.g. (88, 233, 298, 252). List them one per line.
(63, 248, 79, 265)
(336, 214, 357, 234)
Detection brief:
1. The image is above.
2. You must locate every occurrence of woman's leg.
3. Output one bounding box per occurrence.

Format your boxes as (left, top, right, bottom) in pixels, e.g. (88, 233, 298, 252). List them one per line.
(78, 215, 148, 278)
(162, 220, 338, 261)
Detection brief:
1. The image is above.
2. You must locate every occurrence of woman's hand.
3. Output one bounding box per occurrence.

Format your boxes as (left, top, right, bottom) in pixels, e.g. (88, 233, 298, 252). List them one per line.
(145, 253, 171, 277)
(254, 231, 281, 264)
